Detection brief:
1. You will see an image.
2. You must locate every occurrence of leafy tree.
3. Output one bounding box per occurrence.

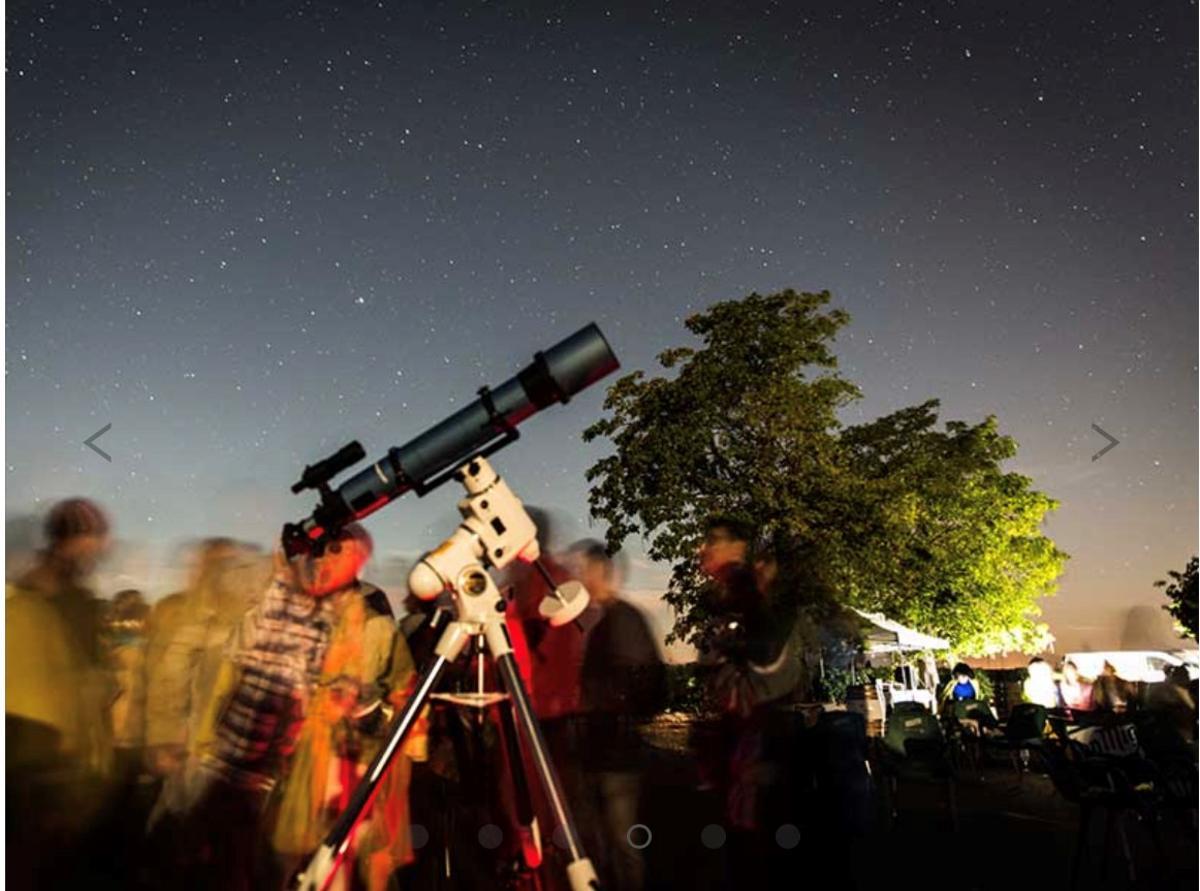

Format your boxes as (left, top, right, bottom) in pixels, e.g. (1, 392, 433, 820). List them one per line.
(1156, 557, 1198, 640)
(584, 289, 857, 646)
(583, 289, 1066, 656)
(837, 402, 1065, 655)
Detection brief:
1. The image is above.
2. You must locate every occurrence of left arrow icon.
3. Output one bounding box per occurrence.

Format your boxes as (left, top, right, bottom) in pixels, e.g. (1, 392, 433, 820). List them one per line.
(84, 423, 113, 462)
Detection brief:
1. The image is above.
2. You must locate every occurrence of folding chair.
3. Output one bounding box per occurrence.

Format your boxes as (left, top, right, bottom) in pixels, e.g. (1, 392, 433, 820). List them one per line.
(985, 702, 1048, 781)
(878, 702, 958, 832)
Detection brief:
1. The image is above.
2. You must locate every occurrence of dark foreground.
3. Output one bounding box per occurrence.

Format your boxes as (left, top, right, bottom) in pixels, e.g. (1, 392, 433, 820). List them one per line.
(14, 714, 1195, 891)
(633, 716, 1197, 891)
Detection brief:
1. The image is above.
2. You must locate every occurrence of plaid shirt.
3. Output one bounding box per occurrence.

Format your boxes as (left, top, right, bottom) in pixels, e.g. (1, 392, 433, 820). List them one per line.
(202, 577, 339, 790)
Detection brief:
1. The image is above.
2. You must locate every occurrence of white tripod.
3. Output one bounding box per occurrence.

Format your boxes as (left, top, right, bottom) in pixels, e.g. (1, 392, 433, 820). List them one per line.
(294, 457, 598, 891)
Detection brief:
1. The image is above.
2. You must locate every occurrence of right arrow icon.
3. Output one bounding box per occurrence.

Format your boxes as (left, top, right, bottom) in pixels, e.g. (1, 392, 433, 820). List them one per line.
(1091, 424, 1119, 462)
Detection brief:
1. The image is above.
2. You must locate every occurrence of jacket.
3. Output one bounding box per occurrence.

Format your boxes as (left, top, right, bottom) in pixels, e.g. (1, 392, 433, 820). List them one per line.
(268, 581, 419, 891)
(6, 580, 114, 775)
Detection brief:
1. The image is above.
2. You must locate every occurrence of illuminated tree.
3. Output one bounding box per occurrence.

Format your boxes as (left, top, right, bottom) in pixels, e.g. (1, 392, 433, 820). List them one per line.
(836, 401, 1065, 656)
(583, 289, 1066, 656)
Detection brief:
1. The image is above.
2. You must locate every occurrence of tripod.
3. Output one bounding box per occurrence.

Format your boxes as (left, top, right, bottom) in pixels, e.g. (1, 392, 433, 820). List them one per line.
(421, 647, 545, 889)
(294, 458, 598, 891)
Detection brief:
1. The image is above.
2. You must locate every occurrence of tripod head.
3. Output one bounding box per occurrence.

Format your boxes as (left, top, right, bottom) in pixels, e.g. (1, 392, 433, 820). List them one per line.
(408, 457, 590, 630)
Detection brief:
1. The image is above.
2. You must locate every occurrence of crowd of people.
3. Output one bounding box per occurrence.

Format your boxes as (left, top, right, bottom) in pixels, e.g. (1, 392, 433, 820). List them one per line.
(7, 497, 1195, 890)
(4, 498, 672, 891)
(933, 654, 1198, 753)
(1015, 655, 1197, 718)
(935, 655, 1196, 719)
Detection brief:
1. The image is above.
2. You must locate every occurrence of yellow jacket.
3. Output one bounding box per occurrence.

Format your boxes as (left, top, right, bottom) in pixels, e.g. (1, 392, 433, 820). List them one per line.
(5, 582, 113, 776)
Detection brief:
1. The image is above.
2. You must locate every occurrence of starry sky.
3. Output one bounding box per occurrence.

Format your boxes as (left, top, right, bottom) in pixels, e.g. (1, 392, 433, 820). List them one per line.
(6, 0, 1197, 653)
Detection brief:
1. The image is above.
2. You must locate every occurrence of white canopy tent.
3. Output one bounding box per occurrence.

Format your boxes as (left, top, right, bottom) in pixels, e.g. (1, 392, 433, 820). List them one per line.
(849, 609, 950, 718)
(852, 608, 950, 654)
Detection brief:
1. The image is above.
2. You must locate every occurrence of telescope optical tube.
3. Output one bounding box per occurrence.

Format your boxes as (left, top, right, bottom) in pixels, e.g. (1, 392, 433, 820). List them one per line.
(283, 323, 618, 554)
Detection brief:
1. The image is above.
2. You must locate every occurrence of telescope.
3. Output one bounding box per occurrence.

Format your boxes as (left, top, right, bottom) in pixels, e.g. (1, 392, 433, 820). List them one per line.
(282, 323, 619, 556)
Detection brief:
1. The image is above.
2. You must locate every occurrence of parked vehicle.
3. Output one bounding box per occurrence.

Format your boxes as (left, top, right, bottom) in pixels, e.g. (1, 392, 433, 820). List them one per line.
(1170, 649, 1200, 678)
(1063, 650, 1196, 683)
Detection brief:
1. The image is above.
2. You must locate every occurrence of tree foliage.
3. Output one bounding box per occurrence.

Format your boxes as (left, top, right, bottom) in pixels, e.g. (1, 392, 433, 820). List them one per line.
(836, 402, 1064, 655)
(1156, 557, 1198, 640)
(583, 289, 1066, 656)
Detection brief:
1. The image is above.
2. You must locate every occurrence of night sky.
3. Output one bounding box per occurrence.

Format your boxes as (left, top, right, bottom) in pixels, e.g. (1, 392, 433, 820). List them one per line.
(6, 1, 1197, 653)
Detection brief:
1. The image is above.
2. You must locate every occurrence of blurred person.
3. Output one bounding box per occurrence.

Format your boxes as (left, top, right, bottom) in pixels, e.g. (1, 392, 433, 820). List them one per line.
(181, 525, 416, 891)
(1022, 657, 1058, 708)
(145, 538, 246, 802)
(732, 532, 805, 714)
(1057, 660, 1093, 710)
(1169, 663, 1195, 694)
(569, 539, 665, 891)
(698, 518, 803, 709)
(144, 538, 275, 887)
(141, 540, 202, 698)
(101, 588, 156, 879)
(107, 589, 152, 777)
(696, 518, 803, 888)
(1145, 664, 1196, 711)
(1143, 665, 1197, 746)
(697, 515, 759, 617)
(502, 506, 583, 721)
(493, 507, 589, 890)
(691, 515, 757, 795)
(918, 652, 941, 696)
(5, 497, 116, 889)
(1092, 660, 1135, 713)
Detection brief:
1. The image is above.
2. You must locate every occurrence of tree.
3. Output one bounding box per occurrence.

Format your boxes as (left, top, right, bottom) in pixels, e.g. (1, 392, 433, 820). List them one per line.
(584, 289, 857, 646)
(1156, 557, 1197, 640)
(583, 289, 1066, 656)
(836, 402, 1065, 655)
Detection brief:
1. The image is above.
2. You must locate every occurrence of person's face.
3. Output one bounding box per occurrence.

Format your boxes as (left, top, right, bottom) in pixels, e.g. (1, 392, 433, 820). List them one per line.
(294, 538, 368, 597)
(579, 558, 615, 604)
(955, 672, 970, 684)
(698, 527, 747, 578)
(56, 532, 111, 577)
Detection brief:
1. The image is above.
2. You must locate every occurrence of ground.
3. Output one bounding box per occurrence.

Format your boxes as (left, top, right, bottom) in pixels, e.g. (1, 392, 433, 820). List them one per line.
(627, 714, 1197, 891)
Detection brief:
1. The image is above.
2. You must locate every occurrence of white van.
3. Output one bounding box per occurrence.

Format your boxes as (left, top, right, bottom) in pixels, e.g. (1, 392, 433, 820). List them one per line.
(1062, 650, 1195, 684)
(1171, 649, 1200, 676)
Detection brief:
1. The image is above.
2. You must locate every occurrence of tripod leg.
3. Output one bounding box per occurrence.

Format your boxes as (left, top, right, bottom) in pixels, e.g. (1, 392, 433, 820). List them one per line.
(293, 653, 451, 891)
(498, 698, 543, 868)
(492, 649, 600, 891)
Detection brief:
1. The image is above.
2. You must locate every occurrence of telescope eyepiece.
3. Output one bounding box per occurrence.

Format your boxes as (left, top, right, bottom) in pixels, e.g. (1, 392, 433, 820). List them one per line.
(291, 441, 367, 494)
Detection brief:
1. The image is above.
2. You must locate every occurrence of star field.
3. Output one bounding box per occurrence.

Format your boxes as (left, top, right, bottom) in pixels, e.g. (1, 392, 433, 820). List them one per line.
(6, 0, 1197, 651)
